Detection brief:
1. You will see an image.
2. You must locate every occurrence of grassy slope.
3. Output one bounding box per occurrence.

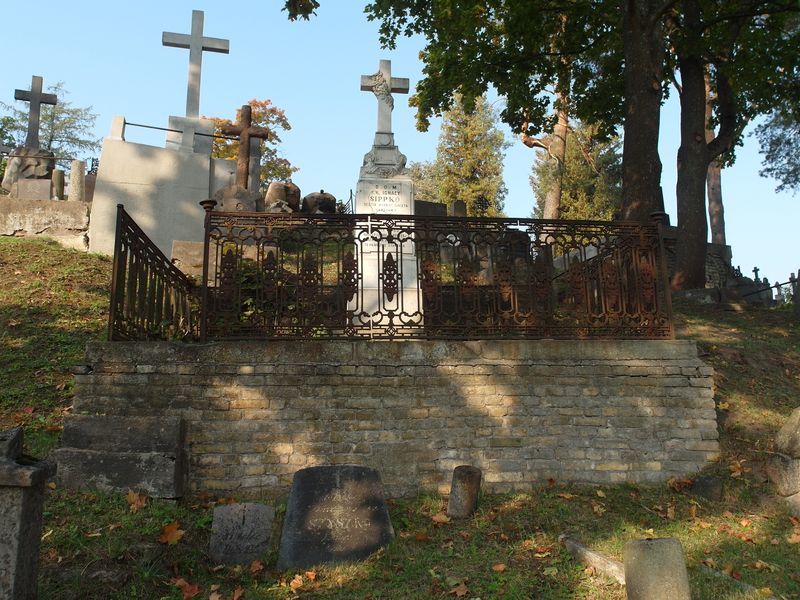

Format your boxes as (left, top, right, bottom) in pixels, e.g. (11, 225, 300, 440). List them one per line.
(1, 237, 798, 599)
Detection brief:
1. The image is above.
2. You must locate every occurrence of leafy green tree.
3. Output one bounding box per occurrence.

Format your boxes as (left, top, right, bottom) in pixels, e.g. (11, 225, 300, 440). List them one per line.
(0, 81, 100, 166)
(407, 95, 509, 217)
(0, 116, 16, 184)
(208, 98, 298, 187)
(755, 107, 800, 196)
(530, 122, 622, 221)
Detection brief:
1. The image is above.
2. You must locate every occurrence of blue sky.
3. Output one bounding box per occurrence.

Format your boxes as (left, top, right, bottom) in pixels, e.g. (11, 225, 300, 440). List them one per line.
(3, 1, 796, 285)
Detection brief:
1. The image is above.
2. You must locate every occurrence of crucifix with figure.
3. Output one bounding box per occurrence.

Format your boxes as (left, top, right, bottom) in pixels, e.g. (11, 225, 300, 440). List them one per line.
(14, 75, 57, 149)
(360, 60, 409, 143)
(221, 105, 272, 189)
(162, 10, 229, 119)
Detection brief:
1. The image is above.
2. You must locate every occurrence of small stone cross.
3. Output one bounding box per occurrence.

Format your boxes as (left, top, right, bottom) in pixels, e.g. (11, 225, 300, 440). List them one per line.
(14, 75, 57, 149)
(752, 266, 760, 281)
(220, 105, 272, 189)
(162, 10, 230, 119)
(360, 60, 409, 135)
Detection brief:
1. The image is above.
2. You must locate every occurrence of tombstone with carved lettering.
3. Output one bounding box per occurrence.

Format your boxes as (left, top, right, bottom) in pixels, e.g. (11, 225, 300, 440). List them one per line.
(276, 465, 394, 570)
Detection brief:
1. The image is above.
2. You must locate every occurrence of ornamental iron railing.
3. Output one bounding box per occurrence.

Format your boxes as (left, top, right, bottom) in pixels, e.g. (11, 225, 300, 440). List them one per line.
(197, 211, 673, 341)
(109, 205, 197, 340)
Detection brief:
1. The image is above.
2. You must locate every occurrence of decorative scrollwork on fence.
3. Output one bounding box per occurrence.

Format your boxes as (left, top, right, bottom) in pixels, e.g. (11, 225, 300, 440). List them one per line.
(198, 212, 673, 341)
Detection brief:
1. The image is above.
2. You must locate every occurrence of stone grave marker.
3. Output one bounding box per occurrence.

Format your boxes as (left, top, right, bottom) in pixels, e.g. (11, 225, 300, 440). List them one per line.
(14, 75, 57, 149)
(353, 60, 420, 323)
(623, 538, 691, 600)
(277, 465, 394, 570)
(162, 10, 229, 120)
(0, 427, 56, 600)
(209, 503, 274, 565)
(53, 415, 187, 498)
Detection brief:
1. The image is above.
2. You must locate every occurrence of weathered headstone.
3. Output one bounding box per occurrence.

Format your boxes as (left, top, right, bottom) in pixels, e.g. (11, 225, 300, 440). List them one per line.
(14, 75, 57, 149)
(220, 105, 272, 190)
(68, 160, 86, 202)
(623, 538, 691, 600)
(302, 190, 337, 214)
(53, 415, 187, 498)
(209, 503, 274, 565)
(767, 407, 800, 515)
(52, 169, 65, 200)
(1, 148, 55, 197)
(0, 427, 56, 600)
(162, 10, 229, 120)
(277, 465, 394, 570)
(447, 465, 482, 518)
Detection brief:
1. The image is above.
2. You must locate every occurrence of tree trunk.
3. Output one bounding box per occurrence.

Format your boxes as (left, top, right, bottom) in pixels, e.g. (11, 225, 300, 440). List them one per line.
(705, 72, 726, 245)
(672, 51, 709, 290)
(621, 0, 665, 221)
(706, 161, 725, 244)
(542, 104, 569, 220)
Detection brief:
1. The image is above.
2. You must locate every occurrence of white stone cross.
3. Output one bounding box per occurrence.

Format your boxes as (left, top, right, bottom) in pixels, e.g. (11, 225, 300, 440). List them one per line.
(14, 75, 57, 149)
(360, 60, 409, 135)
(162, 10, 229, 119)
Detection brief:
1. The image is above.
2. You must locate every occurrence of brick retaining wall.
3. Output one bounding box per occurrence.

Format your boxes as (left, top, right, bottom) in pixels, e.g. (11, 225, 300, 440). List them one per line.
(72, 340, 719, 497)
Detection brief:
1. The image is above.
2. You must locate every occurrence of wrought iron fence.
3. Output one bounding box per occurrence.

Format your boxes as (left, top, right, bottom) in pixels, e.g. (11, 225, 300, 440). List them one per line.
(109, 205, 197, 340)
(198, 211, 673, 341)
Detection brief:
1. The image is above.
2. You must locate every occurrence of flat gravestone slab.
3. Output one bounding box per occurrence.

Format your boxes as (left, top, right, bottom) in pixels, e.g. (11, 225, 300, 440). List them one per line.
(277, 465, 394, 570)
(14, 179, 51, 201)
(209, 503, 274, 565)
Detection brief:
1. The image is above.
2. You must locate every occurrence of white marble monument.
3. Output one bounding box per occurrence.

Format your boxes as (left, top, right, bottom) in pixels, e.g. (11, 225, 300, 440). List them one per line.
(89, 10, 240, 257)
(353, 60, 420, 327)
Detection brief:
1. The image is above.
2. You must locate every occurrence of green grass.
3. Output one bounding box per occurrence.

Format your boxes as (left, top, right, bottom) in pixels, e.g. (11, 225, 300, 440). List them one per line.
(1, 237, 799, 598)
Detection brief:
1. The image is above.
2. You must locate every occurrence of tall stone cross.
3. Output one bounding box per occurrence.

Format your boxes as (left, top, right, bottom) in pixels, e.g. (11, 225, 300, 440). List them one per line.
(220, 105, 272, 189)
(14, 76, 57, 149)
(162, 10, 229, 119)
(360, 60, 409, 138)
(752, 266, 760, 281)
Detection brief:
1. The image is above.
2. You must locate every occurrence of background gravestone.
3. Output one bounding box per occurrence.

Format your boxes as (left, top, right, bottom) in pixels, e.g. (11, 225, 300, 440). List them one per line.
(209, 503, 274, 565)
(277, 465, 394, 570)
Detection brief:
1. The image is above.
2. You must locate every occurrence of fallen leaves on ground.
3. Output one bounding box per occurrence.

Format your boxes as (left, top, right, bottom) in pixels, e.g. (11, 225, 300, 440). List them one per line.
(431, 513, 451, 524)
(449, 582, 469, 597)
(126, 489, 147, 513)
(289, 574, 304, 592)
(492, 563, 507, 573)
(250, 560, 263, 577)
(157, 521, 185, 545)
(171, 577, 201, 599)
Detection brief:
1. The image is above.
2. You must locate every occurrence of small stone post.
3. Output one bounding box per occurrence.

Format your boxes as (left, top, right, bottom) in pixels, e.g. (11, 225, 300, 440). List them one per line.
(447, 465, 482, 518)
(52, 169, 64, 200)
(791, 271, 799, 319)
(68, 160, 86, 202)
(623, 538, 691, 600)
(0, 428, 56, 600)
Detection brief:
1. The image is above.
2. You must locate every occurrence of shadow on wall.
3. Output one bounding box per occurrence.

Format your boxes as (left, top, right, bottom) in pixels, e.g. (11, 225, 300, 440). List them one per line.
(72, 339, 719, 499)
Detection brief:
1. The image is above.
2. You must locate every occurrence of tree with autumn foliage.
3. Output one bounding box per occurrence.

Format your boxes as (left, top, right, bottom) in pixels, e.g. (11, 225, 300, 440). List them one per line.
(207, 99, 297, 190)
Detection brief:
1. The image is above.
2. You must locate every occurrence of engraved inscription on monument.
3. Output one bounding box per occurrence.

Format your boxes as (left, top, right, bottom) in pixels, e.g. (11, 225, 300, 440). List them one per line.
(276, 465, 394, 570)
(355, 180, 413, 215)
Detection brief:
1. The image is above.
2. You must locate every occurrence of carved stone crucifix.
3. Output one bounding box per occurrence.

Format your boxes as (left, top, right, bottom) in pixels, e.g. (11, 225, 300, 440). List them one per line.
(162, 10, 229, 119)
(360, 60, 409, 137)
(220, 105, 272, 189)
(14, 75, 57, 149)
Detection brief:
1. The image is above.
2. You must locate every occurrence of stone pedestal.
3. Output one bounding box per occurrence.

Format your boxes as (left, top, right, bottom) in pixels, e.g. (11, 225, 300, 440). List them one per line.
(52, 169, 64, 199)
(447, 465, 482, 518)
(0, 428, 56, 600)
(352, 176, 420, 325)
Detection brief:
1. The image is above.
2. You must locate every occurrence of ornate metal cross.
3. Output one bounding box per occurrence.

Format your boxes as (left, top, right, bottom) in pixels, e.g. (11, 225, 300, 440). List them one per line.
(162, 10, 229, 119)
(360, 60, 409, 135)
(14, 75, 57, 149)
(221, 105, 272, 189)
